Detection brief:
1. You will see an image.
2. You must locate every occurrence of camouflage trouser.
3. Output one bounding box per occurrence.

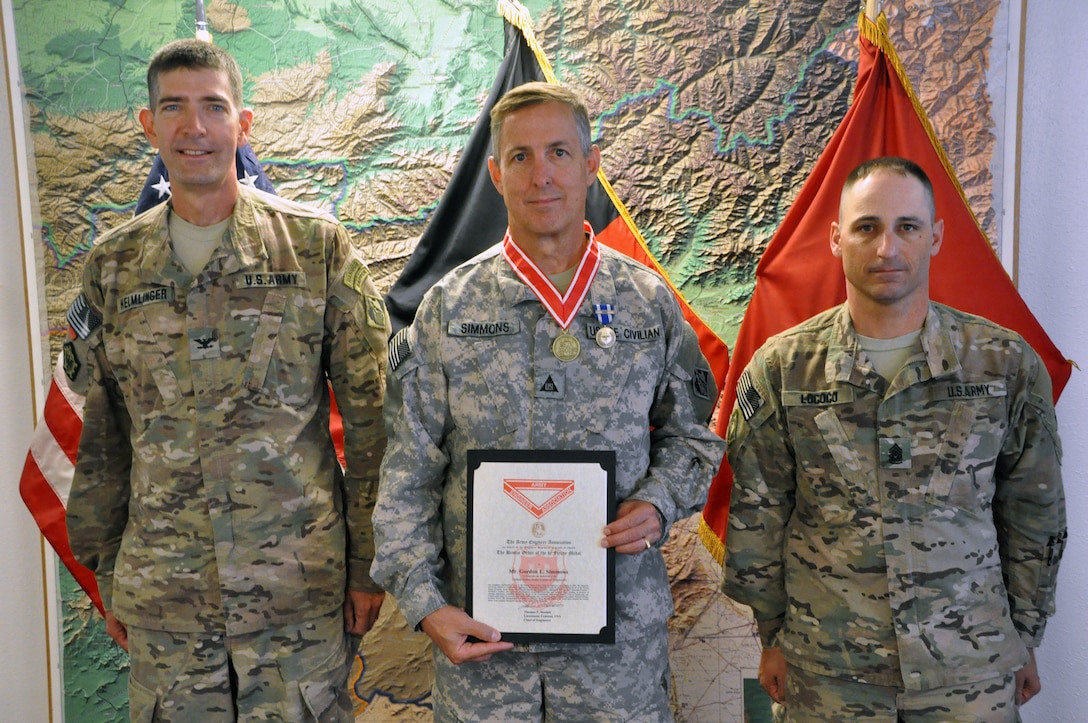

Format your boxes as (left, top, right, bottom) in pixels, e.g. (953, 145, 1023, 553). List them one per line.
(126, 608, 358, 722)
(432, 624, 673, 722)
(776, 664, 1018, 722)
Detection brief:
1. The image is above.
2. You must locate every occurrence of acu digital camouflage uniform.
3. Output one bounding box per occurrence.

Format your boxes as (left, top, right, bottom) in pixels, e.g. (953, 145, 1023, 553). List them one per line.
(723, 302, 1065, 696)
(66, 184, 387, 655)
(372, 232, 725, 721)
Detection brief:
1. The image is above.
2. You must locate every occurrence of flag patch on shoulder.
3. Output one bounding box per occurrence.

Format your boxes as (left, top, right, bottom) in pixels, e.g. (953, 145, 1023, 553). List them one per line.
(67, 293, 102, 340)
(736, 369, 765, 421)
(388, 327, 413, 372)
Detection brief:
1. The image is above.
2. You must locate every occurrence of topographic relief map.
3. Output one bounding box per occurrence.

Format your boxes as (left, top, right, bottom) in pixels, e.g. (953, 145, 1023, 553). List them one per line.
(12, 0, 1004, 720)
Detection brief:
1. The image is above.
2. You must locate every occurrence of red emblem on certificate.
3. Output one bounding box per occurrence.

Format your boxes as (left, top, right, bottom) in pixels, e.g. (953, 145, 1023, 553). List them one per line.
(511, 549, 568, 609)
(502, 479, 575, 519)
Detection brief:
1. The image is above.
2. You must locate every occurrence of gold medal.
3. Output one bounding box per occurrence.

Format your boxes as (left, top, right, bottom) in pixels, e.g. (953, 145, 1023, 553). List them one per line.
(551, 331, 581, 362)
(595, 326, 616, 349)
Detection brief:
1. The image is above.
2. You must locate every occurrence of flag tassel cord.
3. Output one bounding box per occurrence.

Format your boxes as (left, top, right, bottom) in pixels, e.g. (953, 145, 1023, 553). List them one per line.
(497, 0, 724, 345)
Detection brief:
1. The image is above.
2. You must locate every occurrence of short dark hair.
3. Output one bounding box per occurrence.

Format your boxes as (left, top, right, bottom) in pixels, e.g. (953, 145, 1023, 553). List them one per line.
(843, 156, 936, 219)
(147, 39, 244, 109)
(489, 81, 592, 161)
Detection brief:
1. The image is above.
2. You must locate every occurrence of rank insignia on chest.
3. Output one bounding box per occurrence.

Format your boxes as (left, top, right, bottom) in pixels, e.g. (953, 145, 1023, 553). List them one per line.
(879, 437, 912, 469)
(534, 369, 565, 399)
(189, 328, 221, 360)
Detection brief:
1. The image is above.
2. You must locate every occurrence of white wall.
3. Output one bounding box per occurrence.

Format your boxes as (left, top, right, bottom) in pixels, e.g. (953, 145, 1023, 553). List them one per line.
(0, 7, 50, 719)
(1019, 3, 1088, 722)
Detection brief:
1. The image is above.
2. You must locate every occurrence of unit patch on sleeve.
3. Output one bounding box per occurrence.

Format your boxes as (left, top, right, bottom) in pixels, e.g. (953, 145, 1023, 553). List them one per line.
(692, 368, 711, 401)
(62, 341, 81, 382)
(365, 296, 387, 329)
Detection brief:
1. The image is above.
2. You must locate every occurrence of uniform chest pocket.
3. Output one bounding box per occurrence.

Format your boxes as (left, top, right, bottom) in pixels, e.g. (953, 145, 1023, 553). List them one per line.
(925, 401, 1001, 512)
(243, 290, 322, 408)
(793, 407, 877, 525)
(447, 336, 520, 441)
(107, 310, 183, 426)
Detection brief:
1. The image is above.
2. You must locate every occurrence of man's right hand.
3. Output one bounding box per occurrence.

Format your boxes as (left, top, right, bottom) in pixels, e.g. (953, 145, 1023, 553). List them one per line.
(759, 646, 787, 704)
(420, 605, 514, 664)
(104, 611, 129, 652)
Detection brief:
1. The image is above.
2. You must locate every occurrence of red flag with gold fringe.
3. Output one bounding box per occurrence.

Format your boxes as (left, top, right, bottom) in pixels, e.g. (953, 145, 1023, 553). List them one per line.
(699, 12, 1072, 562)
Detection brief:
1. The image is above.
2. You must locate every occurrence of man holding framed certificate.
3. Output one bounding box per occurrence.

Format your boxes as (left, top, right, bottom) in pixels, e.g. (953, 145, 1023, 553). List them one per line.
(372, 82, 726, 721)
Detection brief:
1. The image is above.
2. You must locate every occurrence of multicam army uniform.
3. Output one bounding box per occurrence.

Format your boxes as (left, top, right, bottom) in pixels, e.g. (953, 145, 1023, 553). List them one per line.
(66, 185, 387, 717)
(723, 303, 1065, 694)
(372, 231, 725, 720)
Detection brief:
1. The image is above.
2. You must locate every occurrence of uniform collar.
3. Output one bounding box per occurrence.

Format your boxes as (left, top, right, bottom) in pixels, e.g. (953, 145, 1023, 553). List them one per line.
(138, 184, 269, 284)
(825, 302, 963, 386)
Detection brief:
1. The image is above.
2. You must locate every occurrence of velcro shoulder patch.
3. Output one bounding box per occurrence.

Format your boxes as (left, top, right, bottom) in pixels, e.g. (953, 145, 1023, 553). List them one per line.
(692, 367, 711, 401)
(388, 327, 413, 372)
(343, 258, 370, 295)
(365, 296, 387, 330)
(67, 293, 103, 339)
(736, 369, 766, 421)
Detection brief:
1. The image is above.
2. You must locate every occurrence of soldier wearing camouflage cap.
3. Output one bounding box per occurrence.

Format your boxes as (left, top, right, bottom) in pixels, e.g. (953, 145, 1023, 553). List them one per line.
(723, 156, 1066, 721)
(65, 38, 388, 721)
(372, 82, 725, 721)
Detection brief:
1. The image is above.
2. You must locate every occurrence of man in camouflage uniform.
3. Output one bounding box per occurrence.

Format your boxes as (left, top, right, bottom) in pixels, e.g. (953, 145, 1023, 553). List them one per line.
(722, 157, 1065, 722)
(65, 39, 388, 722)
(372, 82, 725, 721)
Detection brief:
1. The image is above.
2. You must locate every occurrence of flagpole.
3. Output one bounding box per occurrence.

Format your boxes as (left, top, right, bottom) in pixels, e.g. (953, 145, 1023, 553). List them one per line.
(194, 0, 212, 43)
(865, 0, 882, 21)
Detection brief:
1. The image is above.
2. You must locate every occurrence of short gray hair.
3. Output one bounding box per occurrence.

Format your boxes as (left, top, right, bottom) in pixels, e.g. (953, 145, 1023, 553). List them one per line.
(489, 81, 592, 161)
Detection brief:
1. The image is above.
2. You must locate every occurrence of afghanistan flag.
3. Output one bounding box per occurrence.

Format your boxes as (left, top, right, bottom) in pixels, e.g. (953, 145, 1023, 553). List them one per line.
(384, 0, 729, 392)
(698, 11, 1072, 561)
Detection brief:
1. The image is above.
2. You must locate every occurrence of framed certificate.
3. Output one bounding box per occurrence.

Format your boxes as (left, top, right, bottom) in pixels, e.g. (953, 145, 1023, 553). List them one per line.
(466, 449, 616, 644)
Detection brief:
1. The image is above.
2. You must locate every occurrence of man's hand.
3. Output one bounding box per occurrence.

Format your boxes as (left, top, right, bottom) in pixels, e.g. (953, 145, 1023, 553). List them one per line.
(1015, 648, 1041, 706)
(759, 646, 787, 704)
(420, 605, 514, 664)
(601, 500, 662, 555)
(104, 611, 129, 652)
(344, 590, 385, 636)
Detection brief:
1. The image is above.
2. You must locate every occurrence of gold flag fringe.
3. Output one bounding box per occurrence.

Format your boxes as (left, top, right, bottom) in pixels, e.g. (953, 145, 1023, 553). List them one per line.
(699, 515, 726, 567)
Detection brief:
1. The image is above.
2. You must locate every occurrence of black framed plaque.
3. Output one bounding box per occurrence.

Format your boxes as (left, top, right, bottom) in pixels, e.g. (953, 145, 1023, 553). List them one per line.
(466, 449, 616, 644)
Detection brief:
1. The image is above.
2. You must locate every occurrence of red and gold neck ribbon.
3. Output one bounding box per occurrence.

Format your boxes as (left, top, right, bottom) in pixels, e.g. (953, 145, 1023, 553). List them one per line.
(501, 221, 601, 330)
